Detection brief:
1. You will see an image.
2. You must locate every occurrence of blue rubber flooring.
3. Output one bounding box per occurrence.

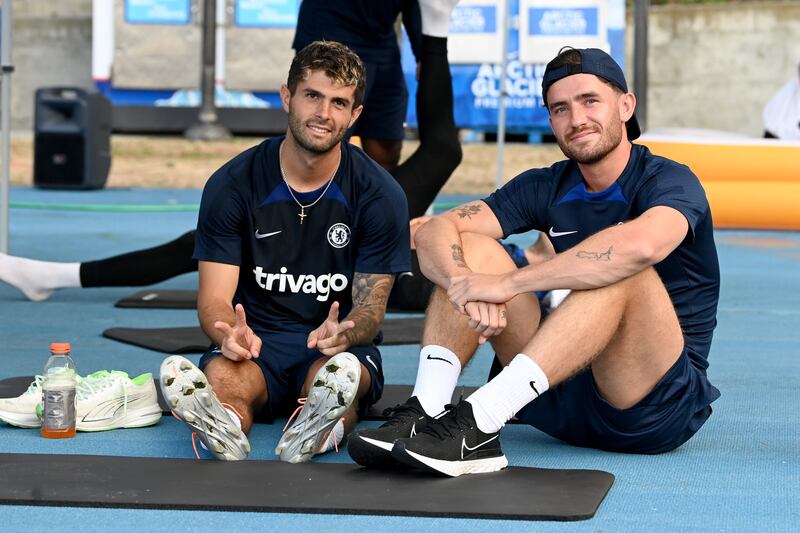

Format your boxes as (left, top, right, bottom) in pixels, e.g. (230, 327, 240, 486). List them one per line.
(1, 186, 798, 532)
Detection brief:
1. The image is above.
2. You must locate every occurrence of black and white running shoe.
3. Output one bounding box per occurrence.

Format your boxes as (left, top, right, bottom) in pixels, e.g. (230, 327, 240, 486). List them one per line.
(347, 396, 433, 468)
(391, 400, 508, 477)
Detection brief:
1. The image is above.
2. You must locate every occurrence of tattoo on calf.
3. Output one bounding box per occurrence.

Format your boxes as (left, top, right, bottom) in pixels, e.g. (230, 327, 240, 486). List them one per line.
(451, 244, 467, 268)
(576, 246, 613, 261)
(454, 203, 482, 219)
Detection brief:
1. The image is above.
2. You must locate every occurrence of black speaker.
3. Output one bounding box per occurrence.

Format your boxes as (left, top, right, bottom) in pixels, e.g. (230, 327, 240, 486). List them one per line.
(33, 87, 112, 190)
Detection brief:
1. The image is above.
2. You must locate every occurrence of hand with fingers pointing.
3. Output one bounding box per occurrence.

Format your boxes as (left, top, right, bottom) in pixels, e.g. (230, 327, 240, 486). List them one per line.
(214, 303, 262, 361)
(307, 301, 356, 356)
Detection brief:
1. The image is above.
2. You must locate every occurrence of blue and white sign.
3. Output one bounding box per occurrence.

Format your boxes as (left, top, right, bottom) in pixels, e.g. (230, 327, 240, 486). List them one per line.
(448, 0, 506, 64)
(519, 0, 608, 63)
(528, 8, 599, 36)
(402, 0, 625, 132)
(125, 0, 190, 25)
(235, 0, 299, 29)
(451, 5, 498, 33)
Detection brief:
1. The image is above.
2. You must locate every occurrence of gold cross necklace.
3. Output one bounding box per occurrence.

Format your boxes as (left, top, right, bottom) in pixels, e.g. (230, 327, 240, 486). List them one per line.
(279, 142, 340, 224)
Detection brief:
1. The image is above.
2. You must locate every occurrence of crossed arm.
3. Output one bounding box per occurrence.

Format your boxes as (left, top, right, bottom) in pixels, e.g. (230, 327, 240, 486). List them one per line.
(415, 200, 689, 335)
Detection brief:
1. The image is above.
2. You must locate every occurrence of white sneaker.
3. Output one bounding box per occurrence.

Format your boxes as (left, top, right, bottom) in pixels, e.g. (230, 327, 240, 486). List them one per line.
(160, 355, 250, 461)
(275, 352, 361, 463)
(0, 375, 47, 428)
(74, 370, 162, 432)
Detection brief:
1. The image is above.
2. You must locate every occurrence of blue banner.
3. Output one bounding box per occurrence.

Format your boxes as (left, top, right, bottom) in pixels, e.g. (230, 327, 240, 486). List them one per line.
(402, 0, 625, 132)
(235, 0, 299, 28)
(450, 5, 497, 34)
(125, 0, 190, 25)
(529, 8, 599, 37)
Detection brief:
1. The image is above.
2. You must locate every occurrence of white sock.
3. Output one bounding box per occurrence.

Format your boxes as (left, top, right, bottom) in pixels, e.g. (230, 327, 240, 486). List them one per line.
(419, 0, 460, 38)
(225, 407, 242, 430)
(549, 289, 571, 308)
(411, 345, 462, 416)
(198, 407, 243, 452)
(316, 419, 345, 454)
(467, 354, 550, 433)
(0, 253, 80, 301)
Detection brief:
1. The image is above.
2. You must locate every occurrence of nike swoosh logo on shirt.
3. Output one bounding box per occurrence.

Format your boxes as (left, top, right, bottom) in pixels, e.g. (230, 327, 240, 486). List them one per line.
(255, 230, 281, 239)
(548, 227, 578, 238)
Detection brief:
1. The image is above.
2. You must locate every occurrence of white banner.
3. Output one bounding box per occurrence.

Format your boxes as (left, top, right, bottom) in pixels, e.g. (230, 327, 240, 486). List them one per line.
(519, 0, 608, 64)
(447, 0, 506, 65)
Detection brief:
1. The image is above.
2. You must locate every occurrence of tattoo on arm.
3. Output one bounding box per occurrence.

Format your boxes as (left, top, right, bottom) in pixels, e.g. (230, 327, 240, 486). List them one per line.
(454, 203, 482, 219)
(344, 272, 395, 346)
(576, 246, 613, 261)
(451, 244, 467, 268)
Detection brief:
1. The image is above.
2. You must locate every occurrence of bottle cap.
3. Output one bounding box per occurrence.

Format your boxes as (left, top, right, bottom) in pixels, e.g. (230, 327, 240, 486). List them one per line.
(50, 342, 71, 353)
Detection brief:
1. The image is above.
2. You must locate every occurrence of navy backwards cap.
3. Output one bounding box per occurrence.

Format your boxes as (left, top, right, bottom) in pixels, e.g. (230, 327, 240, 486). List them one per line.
(541, 48, 641, 141)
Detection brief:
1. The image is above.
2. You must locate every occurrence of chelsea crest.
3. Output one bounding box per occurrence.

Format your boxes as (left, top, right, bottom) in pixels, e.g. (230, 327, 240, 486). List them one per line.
(327, 223, 351, 248)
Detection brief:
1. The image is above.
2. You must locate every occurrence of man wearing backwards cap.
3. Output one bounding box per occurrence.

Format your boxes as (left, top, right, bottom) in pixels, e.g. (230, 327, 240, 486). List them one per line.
(347, 47, 721, 477)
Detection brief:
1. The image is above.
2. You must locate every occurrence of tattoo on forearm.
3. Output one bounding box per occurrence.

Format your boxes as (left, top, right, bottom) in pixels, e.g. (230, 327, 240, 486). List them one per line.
(346, 273, 394, 345)
(576, 246, 613, 261)
(454, 203, 482, 219)
(451, 244, 467, 268)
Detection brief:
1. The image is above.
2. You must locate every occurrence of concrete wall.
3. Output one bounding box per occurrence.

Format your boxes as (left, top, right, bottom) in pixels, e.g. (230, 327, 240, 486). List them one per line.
(6, 0, 94, 131)
(636, 1, 800, 136)
(5, 1, 800, 136)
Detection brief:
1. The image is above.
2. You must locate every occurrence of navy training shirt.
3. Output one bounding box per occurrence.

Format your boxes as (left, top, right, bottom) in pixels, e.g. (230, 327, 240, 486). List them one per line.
(194, 137, 411, 335)
(484, 143, 720, 370)
(292, 0, 422, 63)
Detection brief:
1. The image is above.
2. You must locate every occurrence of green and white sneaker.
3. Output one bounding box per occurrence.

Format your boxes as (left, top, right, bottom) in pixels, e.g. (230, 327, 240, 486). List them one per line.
(160, 355, 250, 461)
(275, 352, 361, 463)
(32, 371, 162, 431)
(75, 370, 162, 431)
(0, 375, 48, 428)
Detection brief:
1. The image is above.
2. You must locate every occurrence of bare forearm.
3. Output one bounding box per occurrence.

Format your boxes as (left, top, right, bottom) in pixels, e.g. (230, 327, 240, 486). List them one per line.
(342, 273, 395, 347)
(414, 217, 472, 288)
(198, 298, 236, 346)
(508, 225, 653, 295)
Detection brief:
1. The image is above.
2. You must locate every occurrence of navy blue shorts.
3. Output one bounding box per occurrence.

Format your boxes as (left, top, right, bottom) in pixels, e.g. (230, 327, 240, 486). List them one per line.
(512, 346, 721, 454)
(350, 59, 408, 141)
(199, 330, 384, 422)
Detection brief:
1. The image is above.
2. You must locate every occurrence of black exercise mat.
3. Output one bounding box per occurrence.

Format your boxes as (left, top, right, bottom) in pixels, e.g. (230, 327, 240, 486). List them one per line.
(0, 377, 440, 422)
(102, 318, 423, 354)
(115, 289, 198, 309)
(0, 376, 36, 400)
(377, 317, 424, 345)
(0, 453, 613, 520)
(115, 289, 421, 314)
(103, 326, 211, 354)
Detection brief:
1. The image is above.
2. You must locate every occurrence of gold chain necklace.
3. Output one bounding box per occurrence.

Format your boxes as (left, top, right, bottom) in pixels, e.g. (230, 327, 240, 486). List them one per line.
(279, 142, 340, 224)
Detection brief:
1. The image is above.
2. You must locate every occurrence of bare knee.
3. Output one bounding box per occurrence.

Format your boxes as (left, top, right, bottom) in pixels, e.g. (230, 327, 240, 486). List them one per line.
(574, 266, 664, 305)
(204, 358, 266, 399)
(460, 232, 517, 274)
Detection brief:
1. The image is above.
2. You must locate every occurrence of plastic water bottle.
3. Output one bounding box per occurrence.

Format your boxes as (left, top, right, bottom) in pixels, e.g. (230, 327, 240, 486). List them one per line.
(40, 342, 77, 439)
